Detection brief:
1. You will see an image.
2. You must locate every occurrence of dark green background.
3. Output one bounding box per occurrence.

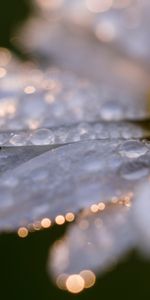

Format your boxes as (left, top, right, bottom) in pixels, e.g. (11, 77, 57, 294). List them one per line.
(0, 1, 150, 299)
(0, 0, 30, 52)
(1, 228, 150, 300)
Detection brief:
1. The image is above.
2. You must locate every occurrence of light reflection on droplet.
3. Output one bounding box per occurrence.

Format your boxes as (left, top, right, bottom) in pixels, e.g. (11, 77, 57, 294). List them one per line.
(27, 119, 40, 130)
(98, 202, 106, 211)
(118, 140, 148, 158)
(41, 218, 51, 228)
(66, 274, 85, 294)
(65, 212, 75, 223)
(9, 134, 28, 146)
(123, 193, 133, 207)
(0, 100, 16, 117)
(30, 128, 55, 145)
(24, 86, 36, 94)
(90, 204, 99, 213)
(80, 270, 96, 289)
(56, 273, 68, 290)
(55, 215, 65, 225)
(17, 227, 28, 238)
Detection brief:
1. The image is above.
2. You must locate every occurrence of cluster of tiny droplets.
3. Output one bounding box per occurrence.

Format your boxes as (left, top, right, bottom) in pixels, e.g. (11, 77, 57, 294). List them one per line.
(0, 47, 150, 149)
(0, 122, 147, 147)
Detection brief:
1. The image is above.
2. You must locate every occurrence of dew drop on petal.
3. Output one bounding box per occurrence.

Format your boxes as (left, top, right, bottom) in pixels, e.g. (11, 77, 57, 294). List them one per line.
(118, 141, 148, 158)
(30, 128, 55, 145)
(120, 161, 149, 180)
(9, 134, 28, 146)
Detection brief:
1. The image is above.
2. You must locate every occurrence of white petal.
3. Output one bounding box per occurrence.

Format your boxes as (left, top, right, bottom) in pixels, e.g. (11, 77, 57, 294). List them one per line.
(49, 204, 135, 279)
(0, 139, 149, 231)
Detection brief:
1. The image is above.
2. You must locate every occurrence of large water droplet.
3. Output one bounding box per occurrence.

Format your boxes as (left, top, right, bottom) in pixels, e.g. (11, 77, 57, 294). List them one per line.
(118, 140, 148, 158)
(30, 128, 55, 145)
(120, 161, 149, 180)
(10, 133, 28, 146)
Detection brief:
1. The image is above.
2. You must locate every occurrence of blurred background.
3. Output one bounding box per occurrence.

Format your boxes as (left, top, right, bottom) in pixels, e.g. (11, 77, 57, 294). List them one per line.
(0, 0, 30, 52)
(0, 1, 150, 299)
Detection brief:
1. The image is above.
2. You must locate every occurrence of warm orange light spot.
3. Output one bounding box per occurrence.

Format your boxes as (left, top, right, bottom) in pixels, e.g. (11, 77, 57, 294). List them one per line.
(55, 215, 65, 225)
(0, 100, 16, 117)
(41, 218, 51, 228)
(90, 204, 99, 213)
(65, 212, 75, 223)
(123, 192, 133, 207)
(124, 198, 132, 207)
(66, 274, 85, 294)
(98, 202, 106, 211)
(56, 274, 68, 290)
(27, 119, 40, 130)
(80, 270, 96, 289)
(24, 86, 36, 94)
(18, 227, 28, 238)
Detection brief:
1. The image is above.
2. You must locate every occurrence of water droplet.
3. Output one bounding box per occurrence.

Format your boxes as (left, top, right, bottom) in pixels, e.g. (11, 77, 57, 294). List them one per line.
(118, 141, 148, 158)
(93, 123, 109, 139)
(120, 161, 149, 180)
(77, 123, 95, 139)
(30, 128, 55, 145)
(55, 127, 68, 143)
(10, 133, 28, 146)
